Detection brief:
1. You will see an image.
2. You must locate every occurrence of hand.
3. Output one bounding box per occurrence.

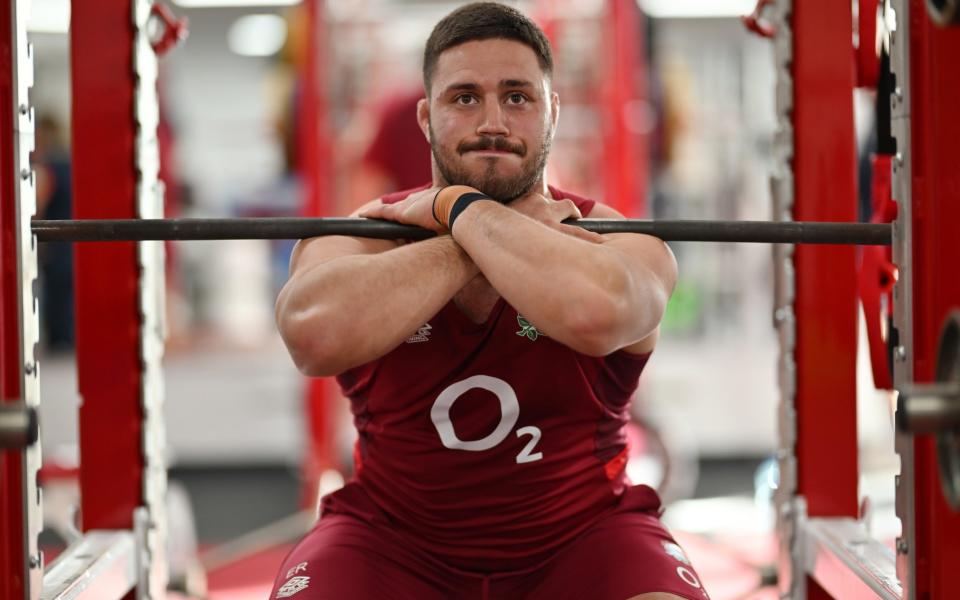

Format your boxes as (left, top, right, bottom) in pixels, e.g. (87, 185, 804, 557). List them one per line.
(358, 187, 447, 233)
(509, 193, 605, 243)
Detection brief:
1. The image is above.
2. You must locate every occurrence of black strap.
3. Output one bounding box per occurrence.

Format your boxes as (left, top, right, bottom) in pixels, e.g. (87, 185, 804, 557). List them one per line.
(449, 192, 494, 230)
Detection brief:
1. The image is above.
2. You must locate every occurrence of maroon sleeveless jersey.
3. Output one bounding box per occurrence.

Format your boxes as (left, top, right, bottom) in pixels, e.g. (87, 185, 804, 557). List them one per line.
(329, 184, 654, 573)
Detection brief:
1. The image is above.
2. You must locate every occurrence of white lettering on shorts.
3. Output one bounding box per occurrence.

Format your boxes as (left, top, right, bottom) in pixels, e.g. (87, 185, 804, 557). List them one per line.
(431, 375, 544, 463)
(677, 566, 701, 588)
(286, 562, 308, 579)
(662, 541, 692, 565)
(276, 575, 311, 598)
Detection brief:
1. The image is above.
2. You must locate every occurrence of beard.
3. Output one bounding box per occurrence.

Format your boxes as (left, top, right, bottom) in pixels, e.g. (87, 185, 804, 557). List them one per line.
(429, 124, 552, 203)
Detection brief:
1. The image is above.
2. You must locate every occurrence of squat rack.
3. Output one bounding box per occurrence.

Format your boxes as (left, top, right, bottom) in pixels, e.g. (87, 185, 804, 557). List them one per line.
(1, 0, 959, 598)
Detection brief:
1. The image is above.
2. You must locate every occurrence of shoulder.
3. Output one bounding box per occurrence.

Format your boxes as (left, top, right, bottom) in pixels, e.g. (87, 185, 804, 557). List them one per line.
(380, 183, 432, 205)
(547, 185, 597, 217)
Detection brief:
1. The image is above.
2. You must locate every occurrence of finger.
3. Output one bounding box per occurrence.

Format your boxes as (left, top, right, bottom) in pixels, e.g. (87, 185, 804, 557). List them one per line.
(364, 204, 399, 221)
(359, 205, 383, 219)
(379, 203, 402, 219)
(557, 199, 583, 220)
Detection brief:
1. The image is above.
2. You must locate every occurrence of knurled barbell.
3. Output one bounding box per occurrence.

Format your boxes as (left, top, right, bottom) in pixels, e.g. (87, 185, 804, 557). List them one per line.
(31, 218, 893, 245)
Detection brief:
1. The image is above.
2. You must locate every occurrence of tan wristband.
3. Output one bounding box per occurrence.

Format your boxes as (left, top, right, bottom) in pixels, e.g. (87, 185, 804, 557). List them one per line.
(433, 185, 480, 228)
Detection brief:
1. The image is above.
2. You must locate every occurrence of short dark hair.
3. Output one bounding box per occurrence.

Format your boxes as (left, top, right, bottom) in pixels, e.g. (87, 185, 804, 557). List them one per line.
(423, 2, 554, 93)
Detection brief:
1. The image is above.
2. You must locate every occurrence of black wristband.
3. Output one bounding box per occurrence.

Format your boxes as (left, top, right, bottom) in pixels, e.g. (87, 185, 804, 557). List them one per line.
(448, 192, 493, 231)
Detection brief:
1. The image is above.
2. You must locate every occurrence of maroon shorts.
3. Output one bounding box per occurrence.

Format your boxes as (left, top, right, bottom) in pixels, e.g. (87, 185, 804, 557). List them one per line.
(269, 485, 710, 600)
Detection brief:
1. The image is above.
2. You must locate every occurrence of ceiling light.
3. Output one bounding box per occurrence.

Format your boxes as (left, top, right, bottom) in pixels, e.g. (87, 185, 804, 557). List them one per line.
(228, 14, 287, 57)
(638, 0, 757, 18)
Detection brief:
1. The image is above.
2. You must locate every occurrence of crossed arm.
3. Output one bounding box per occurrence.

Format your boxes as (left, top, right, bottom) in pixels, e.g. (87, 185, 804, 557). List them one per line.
(275, 190, 677, 376)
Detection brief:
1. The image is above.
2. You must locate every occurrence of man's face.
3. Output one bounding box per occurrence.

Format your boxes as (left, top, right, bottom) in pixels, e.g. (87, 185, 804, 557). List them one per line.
(419, 38, 558, 202)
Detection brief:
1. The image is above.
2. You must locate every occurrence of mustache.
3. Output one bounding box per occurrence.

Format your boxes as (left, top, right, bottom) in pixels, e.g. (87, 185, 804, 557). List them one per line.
(457, 136, 526, 156)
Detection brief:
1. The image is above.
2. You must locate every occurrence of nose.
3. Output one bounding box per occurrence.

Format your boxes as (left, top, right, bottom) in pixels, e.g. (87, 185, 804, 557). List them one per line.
(477, 99, 509, 137)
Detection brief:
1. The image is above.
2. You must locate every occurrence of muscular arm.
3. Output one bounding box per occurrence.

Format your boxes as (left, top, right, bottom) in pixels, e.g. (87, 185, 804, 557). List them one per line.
(276, 202, 478, 376)
(451, 200, 677, 356)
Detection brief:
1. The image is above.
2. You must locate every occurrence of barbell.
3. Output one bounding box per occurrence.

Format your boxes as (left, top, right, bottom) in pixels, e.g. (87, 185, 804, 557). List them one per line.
(31, 218, 892, 245)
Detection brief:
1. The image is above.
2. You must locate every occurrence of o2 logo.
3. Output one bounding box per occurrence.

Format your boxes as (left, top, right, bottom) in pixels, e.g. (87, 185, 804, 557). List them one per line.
(430, 375, 543, 464)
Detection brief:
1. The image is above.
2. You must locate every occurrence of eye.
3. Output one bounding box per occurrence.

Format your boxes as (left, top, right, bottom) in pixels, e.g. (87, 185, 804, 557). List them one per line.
(506, 93, 527, 105)
(454, 94, 478, 105)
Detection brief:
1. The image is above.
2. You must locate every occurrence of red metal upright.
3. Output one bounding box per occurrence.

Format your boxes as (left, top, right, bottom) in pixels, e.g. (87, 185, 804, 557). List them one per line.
(1, 0, 41, 596)
(298, 0, 339, 507)
(791, 0, 860, 520)
(898, 1, 960, 596)
(298, 0, 331, 220)
(601, 0, 649, 217)
(0, 1, 26, 595)
(71, 0, 145, 533)
(772, 0, 861, 595)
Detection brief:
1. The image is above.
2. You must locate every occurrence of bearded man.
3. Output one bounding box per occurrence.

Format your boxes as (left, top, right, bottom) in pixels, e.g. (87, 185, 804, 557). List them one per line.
(274, 3, 706, 599)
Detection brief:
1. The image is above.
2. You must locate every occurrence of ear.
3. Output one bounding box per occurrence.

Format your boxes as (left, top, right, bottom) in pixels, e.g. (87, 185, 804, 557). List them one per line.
(550, 91, 560, 130)
(417, 97, 431, 143)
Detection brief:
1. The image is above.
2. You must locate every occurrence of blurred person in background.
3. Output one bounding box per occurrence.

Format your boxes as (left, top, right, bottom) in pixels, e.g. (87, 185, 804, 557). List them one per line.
(250, 7, 316, 297)
(34, 114, 74, 352)
(274, 3, 704, 599)
(347, 86, 433, 211)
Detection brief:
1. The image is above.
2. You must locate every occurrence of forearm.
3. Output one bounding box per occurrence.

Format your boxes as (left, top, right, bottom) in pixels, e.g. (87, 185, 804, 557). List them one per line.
(277, 236, 478, 375)
(451, 202, 659, 355)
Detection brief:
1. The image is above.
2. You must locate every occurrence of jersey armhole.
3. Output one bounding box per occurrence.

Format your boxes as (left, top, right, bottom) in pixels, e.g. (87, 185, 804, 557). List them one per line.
(612, 348, 653, 361)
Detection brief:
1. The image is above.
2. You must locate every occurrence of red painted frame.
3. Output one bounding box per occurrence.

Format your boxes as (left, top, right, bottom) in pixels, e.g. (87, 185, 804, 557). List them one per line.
(904, 2, 960, 596)
(792, 0, 860, 526)
(0, 1, 27, 596)
(299, 0, 339, 508)
(601, 0, 649, 218)
(71, 0, 145, 533)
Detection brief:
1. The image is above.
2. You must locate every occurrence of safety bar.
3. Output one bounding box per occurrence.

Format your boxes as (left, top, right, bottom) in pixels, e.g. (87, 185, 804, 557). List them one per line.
(800, 517, 901, 600)
(40, 531, 137, 600)
(897, 382, 960, 433)
(0, 402, 37, 449)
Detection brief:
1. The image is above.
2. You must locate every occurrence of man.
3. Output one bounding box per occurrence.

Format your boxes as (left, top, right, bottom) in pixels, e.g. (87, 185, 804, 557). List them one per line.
(352, 86, 433, 205)
(273, 3, 705, 599)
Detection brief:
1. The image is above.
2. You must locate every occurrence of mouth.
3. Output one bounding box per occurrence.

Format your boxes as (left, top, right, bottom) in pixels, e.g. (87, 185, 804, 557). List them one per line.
(458, 137, 526, 157)
(466, 149, 517, 156)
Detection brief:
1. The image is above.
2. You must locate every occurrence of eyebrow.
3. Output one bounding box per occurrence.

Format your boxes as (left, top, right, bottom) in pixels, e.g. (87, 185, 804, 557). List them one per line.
(441, 79, 537, 95)
(443, 82, 480, 95)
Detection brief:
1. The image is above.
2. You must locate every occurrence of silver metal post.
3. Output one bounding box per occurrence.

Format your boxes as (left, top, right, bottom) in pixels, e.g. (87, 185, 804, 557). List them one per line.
(888, 0, 919, 592)
(12, 0, 44, 595)
(769, 0, 804, 597)
(897, 383, 960, 433)
(132, 0, 169, 597)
